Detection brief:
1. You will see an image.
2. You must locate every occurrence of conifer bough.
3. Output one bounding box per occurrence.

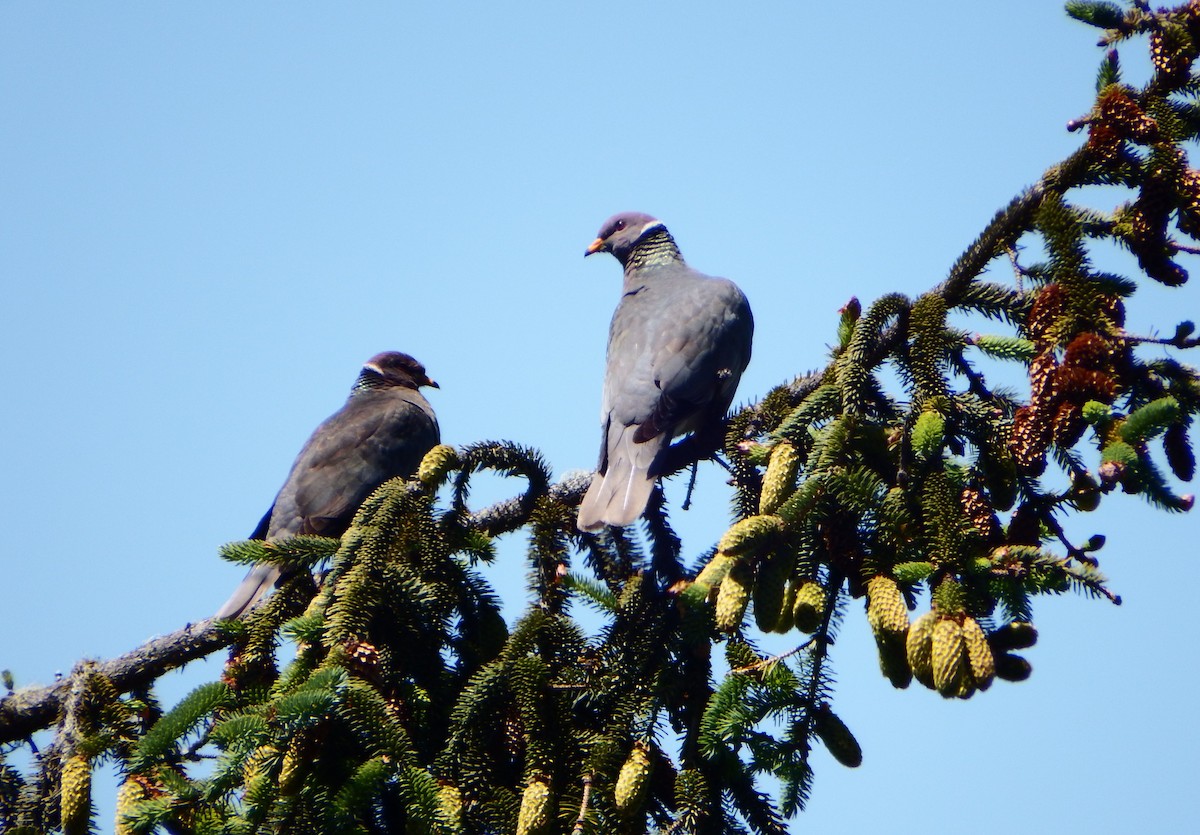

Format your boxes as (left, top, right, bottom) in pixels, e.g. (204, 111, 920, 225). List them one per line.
(1, 4, 1198, 832)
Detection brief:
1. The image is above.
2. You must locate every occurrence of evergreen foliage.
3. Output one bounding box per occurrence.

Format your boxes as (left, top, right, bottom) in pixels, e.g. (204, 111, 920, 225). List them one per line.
(2, 3, 1199, 832)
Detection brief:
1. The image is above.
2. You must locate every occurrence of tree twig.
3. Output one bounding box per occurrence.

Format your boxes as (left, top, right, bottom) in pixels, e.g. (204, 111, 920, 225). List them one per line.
(571, 774, 593, 835)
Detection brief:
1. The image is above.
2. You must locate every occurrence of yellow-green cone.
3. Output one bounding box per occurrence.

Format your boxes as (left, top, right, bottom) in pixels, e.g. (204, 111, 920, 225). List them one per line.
(812, 703, 863, 768)
(417, 444, 459, 488)
(753, 549, 794, 633)
(875, 632, 912, 690)
(995, 652, 1033, 682)
(961, 616, 995, 691)
(759, 442, 800, 514)
(774, 580, 797, 634)
(792, 581, 826, 633)
(242, 744, 279, 788)
(614, 741, 653, 817)
(60, 754, 92, 835)
(691, 554, 734, 592)
(865, 575, 909, 637)
(931, 617, 967, 697)
(279, 739, 304, 795)
(717, 515, 783, 557)
(990, 621, 1038, 651)
(437, 783, 465, 831)
(516, 776, 553, 835)
(866, 578, 909, 688)
(907, 611, 937, 689)
(715, 560, 752, 632)
(114, 776, 146, 835)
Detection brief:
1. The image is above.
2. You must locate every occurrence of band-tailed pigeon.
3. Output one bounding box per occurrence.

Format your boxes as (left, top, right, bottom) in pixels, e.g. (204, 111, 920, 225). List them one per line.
(215, 351, 440, 619)
(577, 212, 753, 531)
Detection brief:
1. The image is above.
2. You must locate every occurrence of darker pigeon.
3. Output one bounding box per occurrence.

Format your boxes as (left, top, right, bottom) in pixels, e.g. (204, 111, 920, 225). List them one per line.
(216, 351, 440, 619)
(577, 212, 753, 530)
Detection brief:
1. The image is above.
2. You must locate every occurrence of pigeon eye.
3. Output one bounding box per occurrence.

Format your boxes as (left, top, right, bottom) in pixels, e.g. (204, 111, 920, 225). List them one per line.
(614, 219, 626, 231)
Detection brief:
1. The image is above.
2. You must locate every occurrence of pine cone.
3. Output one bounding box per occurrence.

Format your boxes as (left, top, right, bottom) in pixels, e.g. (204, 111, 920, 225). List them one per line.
(516, 776, 553, 835)
(759, 441, 800, 514)
(1097, 86, 1159, 143)
(812, 703, 863, 768)
(753, 549, 795, 633)
(1054, 367, 1119, 403)
(1127, 206, 1189, 286)
(279, 737, 306, 795)
(1030, 349, 1058, 406)
(775, 581, 798, 633)
(961, 486, 1001, 542)
(1006, 501, 1043, 545)
(345, 638, 380, 674)
(1165, 422, 1196, 481)
(691, 551, 736, 592)
(437, 783, 465, 830)
(866, 575, 909, 637)
(60, 754, 92, 835)
(1052, 400, 1087, 447)
(906, 611, 938, 689)
(961, 616, 995, 692)
(114, 775, 148, 835)
(792, 580, 826, 634)
(417, 443, 460, 487)
(1010, 406, 1050, 475)
(1027, 284, 1067, 347)
(1062, 332, 1113, 371)
(614, 741, 653, 817)
(242, 744, 279, 786)
(989, 621, 1039, 651)
(1150, 23, 1196, 84)
(715, 560, 752, 632)
(931, 617, 967, 698)
(994, 653, 1033, 682)
(1070, 471, 1102, 512)
(717, 514, 783, 557)
(1177, 168, 1200, 238)
(1087, 121, 1123, 163)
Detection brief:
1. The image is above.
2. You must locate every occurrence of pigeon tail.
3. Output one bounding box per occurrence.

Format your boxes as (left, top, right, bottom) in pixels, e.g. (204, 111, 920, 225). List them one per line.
(215, 563, 282, 620)
(576, 424, 666, 530)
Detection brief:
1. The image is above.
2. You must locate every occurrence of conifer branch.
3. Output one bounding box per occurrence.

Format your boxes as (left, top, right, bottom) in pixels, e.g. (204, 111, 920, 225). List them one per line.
(0, 618, 228, 745)
(5, 6, 1200, 830)
(0, 472, 596, 747)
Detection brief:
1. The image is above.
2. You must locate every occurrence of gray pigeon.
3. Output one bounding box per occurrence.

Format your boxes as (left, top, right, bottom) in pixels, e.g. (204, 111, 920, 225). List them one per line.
(216, 352, 440, 619)
(577, 212, 753, 531)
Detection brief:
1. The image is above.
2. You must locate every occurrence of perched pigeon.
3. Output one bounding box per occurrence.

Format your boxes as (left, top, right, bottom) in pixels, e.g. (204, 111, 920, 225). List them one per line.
(577, 212, 753, 531)
(216, 351, 440, 619)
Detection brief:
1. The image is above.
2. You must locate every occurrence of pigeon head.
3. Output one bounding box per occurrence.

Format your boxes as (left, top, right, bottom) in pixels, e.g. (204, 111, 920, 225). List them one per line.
(357, 352, 438, 391)
(586, 212, 676, 266)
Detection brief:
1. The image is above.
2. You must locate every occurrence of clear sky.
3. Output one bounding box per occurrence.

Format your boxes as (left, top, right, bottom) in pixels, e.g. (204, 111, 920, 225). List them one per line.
(2, 2, 1197, 832)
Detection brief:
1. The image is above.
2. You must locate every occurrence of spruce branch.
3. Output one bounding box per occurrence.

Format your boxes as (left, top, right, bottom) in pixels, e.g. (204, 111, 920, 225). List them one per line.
(0, 618, 229, 746)
(0, 471, 604, 747)
(5, 6, 1200, 830)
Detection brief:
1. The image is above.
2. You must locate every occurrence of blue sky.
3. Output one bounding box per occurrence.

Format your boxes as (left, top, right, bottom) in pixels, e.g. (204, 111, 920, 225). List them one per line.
(2, 2, 1197, 832)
